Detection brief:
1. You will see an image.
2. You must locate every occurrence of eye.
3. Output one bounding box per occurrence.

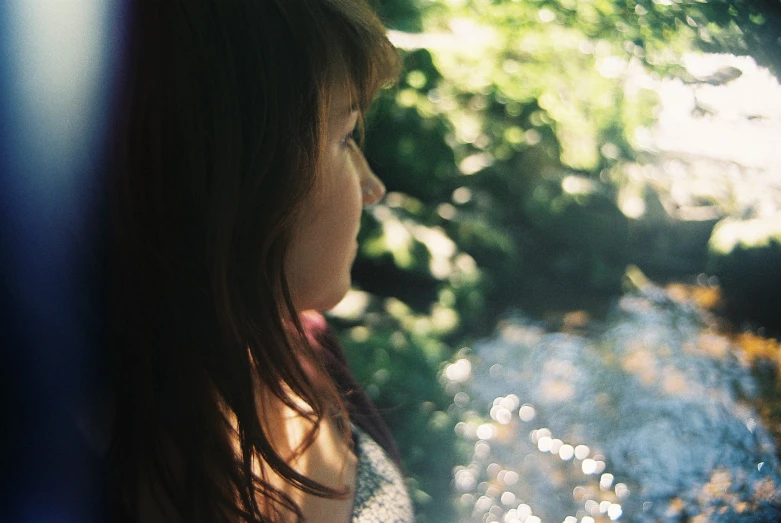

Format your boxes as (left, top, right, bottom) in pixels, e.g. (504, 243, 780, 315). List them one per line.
(340, 127, 358, 148)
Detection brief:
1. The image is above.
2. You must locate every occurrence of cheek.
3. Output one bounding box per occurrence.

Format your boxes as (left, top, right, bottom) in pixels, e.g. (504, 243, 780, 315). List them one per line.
(284, 154, 364, 311)
(334, 176, 363, 228)
(321, 152, 363, 230)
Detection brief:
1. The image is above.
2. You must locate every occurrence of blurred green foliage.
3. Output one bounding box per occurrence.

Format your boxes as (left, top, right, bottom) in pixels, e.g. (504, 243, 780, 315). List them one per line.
(332, 1, 781, 520)
(339, 319, 460, 521)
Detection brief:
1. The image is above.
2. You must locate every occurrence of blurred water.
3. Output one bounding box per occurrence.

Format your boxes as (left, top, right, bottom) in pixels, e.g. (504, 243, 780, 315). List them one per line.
(448, 285, 781, 522)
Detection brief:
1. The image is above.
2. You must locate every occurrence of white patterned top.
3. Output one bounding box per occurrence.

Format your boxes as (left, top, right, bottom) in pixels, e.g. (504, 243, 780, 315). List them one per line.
(351, 425, 414, 523)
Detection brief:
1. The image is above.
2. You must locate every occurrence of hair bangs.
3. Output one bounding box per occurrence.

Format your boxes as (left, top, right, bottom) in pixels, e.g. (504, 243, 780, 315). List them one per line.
(319, 0, 401, 113)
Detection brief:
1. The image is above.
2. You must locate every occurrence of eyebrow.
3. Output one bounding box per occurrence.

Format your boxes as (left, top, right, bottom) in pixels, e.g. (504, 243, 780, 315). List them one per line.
(331, 105, 359, 125)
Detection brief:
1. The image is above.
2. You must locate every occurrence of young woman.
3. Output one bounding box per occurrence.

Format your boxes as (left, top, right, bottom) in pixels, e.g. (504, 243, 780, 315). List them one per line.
(108, 0, 410, 521)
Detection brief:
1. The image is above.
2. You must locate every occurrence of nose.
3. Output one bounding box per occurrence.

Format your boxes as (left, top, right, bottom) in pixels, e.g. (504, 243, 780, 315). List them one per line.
(362, 169, 385, 206)
(351, 145, 385, 206)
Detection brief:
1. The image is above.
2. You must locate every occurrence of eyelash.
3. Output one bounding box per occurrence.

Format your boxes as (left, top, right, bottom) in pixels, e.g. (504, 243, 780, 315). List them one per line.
(341, 128, 358, 148)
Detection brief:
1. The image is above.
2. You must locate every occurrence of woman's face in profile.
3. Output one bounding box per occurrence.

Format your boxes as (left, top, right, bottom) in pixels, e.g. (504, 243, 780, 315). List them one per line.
(285, 80, 386, 312)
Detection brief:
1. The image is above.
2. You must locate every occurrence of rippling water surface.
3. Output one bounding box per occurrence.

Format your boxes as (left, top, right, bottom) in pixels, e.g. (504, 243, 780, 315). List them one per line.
(447, 286, 781, 522)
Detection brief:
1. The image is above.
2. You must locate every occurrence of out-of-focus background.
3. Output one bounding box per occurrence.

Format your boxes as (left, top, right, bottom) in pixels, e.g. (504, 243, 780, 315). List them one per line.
(3, 1, 780, 521)
(329, 1, 781, 521)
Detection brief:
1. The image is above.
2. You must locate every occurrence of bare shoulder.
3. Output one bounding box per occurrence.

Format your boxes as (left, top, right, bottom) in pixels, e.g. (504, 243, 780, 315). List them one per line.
(132, 386, 358, 523)
(253, 388, 359, 523)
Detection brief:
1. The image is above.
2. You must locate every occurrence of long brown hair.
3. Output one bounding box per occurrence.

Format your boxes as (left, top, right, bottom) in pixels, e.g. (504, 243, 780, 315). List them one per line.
(109, 1, 399, 521)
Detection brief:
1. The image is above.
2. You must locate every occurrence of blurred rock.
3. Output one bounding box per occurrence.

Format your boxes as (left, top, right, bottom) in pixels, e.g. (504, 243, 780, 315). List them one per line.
(628, 181, 724, 278)
(707, 215, 781, 335)
(522, 172, 629, 292)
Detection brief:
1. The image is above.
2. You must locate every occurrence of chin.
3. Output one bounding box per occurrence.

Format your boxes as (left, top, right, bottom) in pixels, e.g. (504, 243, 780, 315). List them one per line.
(320, 286, 351, 312)
(296, 279, 351, 313)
